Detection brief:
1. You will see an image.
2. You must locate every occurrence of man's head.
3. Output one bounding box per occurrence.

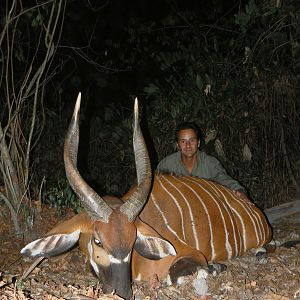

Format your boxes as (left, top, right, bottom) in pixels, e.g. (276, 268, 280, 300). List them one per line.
(175, 122, 203, 158)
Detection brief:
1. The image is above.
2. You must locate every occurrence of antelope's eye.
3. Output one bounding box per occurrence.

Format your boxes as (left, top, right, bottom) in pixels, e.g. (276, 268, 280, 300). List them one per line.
(94, 238, 102, 246)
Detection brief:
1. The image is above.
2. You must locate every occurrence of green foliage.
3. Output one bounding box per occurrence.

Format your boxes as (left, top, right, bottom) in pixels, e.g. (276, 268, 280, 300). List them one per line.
(43, 178, 81, 215)
(31, 12, 44, 28)
(234, 0, 260, 33)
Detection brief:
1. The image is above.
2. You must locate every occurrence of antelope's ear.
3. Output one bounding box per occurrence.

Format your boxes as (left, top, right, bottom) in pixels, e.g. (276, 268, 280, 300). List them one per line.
(21, 229, 80, 258)
(134, 218, 176, 260)
(134, 230, 176, 260)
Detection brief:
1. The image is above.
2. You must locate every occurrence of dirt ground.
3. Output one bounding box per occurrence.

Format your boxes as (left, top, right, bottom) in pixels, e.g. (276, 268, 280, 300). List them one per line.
(0, 205, 300, 300)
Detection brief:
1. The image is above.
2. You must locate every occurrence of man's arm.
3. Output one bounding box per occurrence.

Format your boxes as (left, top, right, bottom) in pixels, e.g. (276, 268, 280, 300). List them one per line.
(210, 158, 243, 190)
(209, 158, 253, 204)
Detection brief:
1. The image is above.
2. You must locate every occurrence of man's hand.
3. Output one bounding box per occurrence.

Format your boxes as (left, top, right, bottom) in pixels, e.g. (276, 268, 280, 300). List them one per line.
(233, 189, 254, 205)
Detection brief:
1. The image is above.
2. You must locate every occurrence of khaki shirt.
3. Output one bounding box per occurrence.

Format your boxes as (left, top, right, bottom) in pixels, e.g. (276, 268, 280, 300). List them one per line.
(156, 151, 244, 191)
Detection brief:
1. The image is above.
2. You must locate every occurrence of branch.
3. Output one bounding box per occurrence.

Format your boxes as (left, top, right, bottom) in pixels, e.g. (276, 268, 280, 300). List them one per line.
(0, 191, 21, 234)
(24, 0, 65, 185)
(265, 199, 300, 224)
(0, 123, 21, 207)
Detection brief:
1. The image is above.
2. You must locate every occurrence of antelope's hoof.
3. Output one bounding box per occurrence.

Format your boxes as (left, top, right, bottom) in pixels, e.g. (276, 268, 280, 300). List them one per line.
(255, 247, 268, 261)
(207, 263, 227, 276)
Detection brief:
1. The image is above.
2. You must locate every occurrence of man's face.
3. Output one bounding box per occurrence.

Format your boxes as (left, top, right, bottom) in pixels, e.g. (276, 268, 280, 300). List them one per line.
(176, 129, 200, 158)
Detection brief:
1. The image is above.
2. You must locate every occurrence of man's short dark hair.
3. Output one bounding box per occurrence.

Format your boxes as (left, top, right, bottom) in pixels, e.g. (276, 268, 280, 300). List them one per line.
(175, 122, 204, 143)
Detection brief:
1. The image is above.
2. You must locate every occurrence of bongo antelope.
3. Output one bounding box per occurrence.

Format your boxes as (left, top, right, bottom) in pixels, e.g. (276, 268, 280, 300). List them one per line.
(21, 93, 272, 299)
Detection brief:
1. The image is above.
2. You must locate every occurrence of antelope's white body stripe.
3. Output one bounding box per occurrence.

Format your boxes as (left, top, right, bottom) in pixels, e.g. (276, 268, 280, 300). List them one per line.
(223, 187, 263, 249)
(172, 175, 216, 259)
(159, 175, 199, 248)
(157, 176, 187, 240)
(185, 176, 233, 259)
(150, 193, 187, 246)
(205, 180, 240, 256)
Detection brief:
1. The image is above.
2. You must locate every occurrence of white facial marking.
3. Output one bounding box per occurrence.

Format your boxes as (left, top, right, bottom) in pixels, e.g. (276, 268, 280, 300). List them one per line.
(123, 252, 131, 262)
(135, 272, 142, 281)
(88, 240, 93, 256)
(88, 241, 99, 274)
(109, 255, 122, 264)
(109, 252, 131, 264)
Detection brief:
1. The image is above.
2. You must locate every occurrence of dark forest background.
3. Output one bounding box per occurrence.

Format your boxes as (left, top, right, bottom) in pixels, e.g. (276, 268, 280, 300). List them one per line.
(0, 0, 299, 234)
